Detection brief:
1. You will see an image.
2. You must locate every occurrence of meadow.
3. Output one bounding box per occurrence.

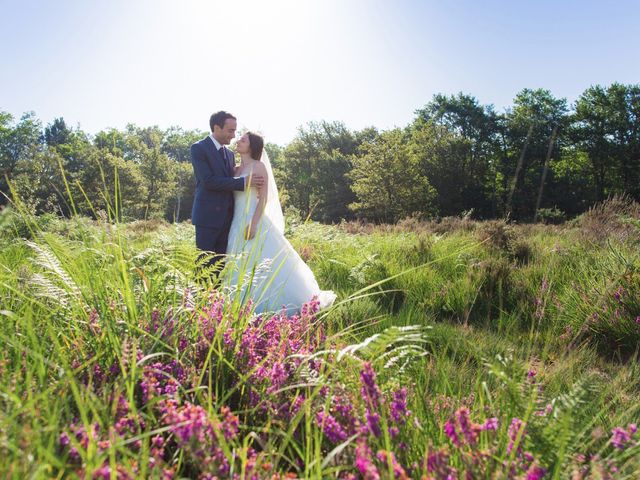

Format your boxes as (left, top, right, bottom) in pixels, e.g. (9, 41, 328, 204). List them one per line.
(1, 198, 639, 479)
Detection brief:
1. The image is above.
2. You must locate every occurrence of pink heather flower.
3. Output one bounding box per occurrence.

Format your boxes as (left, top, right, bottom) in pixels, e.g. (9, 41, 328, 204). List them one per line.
(507, 418, 526, 455)
(152, 435, 164, 448)
(88, 309, 101, 335)
(151, 308, 160, 332)
(316, 411, 348, 443)
(360, 362, 382, 409)
(92, 466, 112, 480)
(375, 450, 407, 478)
(526, 464, 546, 480)
(481, 417, 499, 431)
(355, 440, 380, 480)
(161, 400, 213, 446)
(444, 419, 461, 447)
(219, 406, 239, 441)
(290, 394, 305, 415)
(635, 316, 640, 325)
(455, 407, 478, 445)
(390, 388, 409, 424)
(613, 287, 623, 302)
(629, 423, 638, 434)
(59, 431, 70, 447)
(334, 394, 355, 420)
(424, 448, 455, 478)
(527, 369, 537, 379)
(610, 426, 633, 449)
(535, 403, 553, 417)
(267, 361, 288, 393)
(366, 411, 382, 438)
(223, 328, 235, 348)
(150, 435, 166, 462)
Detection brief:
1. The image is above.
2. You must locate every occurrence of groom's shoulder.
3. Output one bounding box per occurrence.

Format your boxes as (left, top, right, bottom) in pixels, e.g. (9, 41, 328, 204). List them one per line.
(193, 136, 210, 147)
(191, 136, 210, 151)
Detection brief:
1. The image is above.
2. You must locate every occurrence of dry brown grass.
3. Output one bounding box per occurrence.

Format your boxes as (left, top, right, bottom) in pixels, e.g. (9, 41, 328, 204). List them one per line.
(337, 215, 477, 236)
(573, 195, 640, 244)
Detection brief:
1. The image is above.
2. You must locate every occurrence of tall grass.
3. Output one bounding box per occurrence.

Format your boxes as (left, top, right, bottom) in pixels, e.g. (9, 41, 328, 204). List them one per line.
(1, 193, 639, 478)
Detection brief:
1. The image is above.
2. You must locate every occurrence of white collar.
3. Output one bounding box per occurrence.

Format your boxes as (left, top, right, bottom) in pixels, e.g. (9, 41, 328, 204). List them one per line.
(209, 133, 224, 151)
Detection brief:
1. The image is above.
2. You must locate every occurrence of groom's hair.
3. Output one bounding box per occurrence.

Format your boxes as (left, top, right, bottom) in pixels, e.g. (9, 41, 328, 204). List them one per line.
(247, 131, 264, 161)
(210, 111, 236, 131)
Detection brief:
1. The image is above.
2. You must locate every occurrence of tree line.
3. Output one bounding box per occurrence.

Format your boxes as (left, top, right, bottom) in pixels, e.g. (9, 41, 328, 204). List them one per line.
(1, 83, 638, 224)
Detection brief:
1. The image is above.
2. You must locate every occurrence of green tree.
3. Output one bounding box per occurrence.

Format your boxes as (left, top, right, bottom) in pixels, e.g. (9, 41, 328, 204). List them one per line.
(415, 93, 501, 217)
(125, 126, 176, 219)
(10, 149, 66, 214)
(94, 128, 128, 158)
(280, 121, 358, 222)
(0, 111, 43, 204)
(161, 127, 204, 221)
(409, 120, 471, 217)
(77, 149, 146, 220)
(350, 129, 437, 222)
(503, 89, 568, 219)
(572, 83, 640, 201)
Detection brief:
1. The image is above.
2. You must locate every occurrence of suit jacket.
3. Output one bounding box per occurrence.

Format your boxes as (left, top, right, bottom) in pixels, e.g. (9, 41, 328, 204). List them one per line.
(190, 136, 245, 228)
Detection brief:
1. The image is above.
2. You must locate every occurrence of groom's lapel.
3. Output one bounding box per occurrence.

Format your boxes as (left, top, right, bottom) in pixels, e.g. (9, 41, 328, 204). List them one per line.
(204, 136, 229, 174)
(226, 151, 234, 174)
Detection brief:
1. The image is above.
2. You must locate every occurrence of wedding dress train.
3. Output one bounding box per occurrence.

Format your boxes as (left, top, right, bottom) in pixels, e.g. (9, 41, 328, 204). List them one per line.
(225, 175, 336, 314)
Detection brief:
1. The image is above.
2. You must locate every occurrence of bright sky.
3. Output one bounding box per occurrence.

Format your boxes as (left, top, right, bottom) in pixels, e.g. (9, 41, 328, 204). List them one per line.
(1, 0, 638, 145)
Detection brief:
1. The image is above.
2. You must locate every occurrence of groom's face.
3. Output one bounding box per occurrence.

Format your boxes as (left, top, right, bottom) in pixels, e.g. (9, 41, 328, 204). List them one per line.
(214, 119, 237, 145)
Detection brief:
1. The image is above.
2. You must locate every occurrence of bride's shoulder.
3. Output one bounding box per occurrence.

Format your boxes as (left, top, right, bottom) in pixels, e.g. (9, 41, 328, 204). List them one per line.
(254, 160, 268, 175)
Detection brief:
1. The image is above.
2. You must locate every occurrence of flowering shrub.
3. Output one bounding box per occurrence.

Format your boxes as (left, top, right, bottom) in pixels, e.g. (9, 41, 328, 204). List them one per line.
(53, 290, 639, 479)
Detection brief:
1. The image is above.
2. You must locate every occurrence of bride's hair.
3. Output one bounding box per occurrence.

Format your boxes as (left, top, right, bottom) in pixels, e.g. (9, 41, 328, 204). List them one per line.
(247, 131, 264, 161)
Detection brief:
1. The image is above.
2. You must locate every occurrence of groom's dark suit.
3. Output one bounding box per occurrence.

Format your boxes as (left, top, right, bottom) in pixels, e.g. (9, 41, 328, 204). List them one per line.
(191, 136, 245, 267)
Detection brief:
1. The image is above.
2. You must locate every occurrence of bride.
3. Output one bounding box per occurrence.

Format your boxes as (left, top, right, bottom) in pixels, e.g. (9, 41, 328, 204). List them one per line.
(224, 131, 336, 314)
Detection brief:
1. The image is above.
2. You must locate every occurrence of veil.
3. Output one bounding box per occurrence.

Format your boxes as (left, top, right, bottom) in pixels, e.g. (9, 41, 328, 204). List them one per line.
(260, 149, 285, 234)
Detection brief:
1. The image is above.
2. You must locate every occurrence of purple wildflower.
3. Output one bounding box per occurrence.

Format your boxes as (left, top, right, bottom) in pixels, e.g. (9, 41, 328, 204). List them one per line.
(59, 431, 70, 447)
(366, 411, 382, 438)
(610, 426, 633, 449)
(360, 362, 382, 409)
(456, 407, 478, 445)
(92, 466, 112, 480)
(219, 406, 239, 441)
(444, 418, 461, 447)
(526, 464, 546, 480)
(507, 418, 526, 455)
(481, 417, 499, 431)
(355, 439, 380, 480)
(541, 279, 549, 292)
(316, 411, 348, 443)
(375, 450, 407, 478)
(390, 388, 409, 424)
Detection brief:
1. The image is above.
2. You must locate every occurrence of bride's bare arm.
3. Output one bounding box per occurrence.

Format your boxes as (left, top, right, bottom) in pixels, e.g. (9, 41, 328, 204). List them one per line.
(247, 163, 268, 239)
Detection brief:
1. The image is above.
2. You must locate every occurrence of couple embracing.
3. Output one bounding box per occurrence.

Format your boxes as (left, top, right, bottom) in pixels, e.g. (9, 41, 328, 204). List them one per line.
(191, 111, 336, 314)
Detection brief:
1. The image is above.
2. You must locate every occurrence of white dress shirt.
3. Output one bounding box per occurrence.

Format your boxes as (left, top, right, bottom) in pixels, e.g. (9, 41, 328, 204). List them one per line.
(209, 133, 244, 189)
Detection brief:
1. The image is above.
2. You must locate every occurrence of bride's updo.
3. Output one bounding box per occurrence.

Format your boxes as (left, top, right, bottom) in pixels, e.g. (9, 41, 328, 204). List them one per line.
(247, 131, 264, 161)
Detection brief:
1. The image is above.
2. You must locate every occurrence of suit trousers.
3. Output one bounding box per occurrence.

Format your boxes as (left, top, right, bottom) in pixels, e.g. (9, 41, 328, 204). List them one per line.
(195, 223, 230, 277)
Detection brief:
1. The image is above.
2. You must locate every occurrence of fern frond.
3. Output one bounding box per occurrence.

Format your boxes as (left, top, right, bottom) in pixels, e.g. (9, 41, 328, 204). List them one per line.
(25, 240, 82, 300)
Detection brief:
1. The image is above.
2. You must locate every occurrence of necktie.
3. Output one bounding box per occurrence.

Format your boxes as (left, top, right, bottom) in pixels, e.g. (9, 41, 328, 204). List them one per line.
(219, 146, 226, 161)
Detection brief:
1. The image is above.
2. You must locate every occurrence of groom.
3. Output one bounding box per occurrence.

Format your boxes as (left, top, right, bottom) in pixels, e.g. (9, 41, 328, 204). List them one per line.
(191, 111, 264, 274)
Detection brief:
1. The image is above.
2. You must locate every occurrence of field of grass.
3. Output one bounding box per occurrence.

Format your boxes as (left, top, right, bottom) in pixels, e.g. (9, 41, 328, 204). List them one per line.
(1, 201, 639, 479)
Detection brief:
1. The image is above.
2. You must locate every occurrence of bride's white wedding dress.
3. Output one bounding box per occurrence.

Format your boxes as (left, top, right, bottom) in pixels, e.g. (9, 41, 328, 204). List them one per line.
(225, 173, 336, 314)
